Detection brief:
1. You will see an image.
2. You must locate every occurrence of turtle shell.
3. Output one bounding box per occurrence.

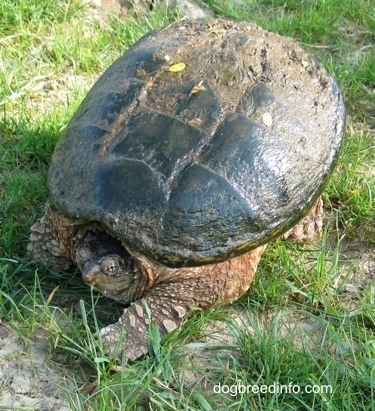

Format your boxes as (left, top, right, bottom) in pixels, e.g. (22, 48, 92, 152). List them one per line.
(48, 19, 345, 267)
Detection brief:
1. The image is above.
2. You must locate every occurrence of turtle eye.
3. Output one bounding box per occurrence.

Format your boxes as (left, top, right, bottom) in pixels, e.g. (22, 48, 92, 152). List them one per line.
(100, 256, 120, 276)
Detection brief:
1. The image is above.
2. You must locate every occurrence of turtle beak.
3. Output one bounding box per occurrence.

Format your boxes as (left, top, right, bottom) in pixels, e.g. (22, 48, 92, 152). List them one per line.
(81, 262, 101, 286)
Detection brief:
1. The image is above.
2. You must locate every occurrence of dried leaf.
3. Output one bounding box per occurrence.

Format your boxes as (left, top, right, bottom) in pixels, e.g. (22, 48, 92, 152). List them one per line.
(167, 62, 186, 72)
(190, 81, 206, 94)
(47, 286, 59, 304)
(188, 117, 202, 127)
(136, 68, 147, 77)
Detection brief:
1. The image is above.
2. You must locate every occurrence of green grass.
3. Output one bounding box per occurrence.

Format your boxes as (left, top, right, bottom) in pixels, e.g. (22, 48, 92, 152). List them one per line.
(1, 0, 374, 410)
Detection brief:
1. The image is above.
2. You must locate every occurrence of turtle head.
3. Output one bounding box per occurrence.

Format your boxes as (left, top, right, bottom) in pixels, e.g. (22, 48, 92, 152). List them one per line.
(75, 230, 140, 303)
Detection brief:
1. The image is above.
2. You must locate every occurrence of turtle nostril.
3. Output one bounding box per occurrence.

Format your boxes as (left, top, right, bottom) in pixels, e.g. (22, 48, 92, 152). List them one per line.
(82, 262, 101, 285)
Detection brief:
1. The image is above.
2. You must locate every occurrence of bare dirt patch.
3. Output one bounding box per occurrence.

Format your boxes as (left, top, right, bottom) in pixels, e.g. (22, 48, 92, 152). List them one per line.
(85, 0, 214, 22)
(337, 239, 375, 308)
(0, 323, 75, 410)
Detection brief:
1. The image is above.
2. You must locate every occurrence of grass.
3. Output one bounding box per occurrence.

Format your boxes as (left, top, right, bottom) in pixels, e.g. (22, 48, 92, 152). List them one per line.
(1, 0, 374, 409)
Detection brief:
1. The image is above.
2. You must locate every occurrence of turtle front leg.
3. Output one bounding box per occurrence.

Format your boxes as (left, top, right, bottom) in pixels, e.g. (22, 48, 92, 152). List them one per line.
(27, 203, 72, 271)
(99, 294, 192, 361)
(100, 246, 266, 361)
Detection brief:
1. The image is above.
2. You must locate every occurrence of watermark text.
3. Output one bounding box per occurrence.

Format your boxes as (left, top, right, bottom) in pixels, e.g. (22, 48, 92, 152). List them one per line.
(214, 381, 332, 396)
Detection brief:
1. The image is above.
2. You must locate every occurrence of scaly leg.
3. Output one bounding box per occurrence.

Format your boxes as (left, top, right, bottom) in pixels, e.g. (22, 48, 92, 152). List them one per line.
(27, 203, 71, 271)
(282, 196, 324, 242)
(99, 245, 267, 361)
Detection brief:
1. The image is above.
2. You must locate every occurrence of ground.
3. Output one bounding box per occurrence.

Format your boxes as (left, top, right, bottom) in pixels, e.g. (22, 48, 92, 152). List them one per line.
(0, 325, 73, 410)
(1, 236, 374, 408)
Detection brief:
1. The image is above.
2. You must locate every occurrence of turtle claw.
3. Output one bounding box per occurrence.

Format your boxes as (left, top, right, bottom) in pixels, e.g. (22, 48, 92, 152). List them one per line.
(99, 323, 148, 362)
(99, 300, 154, 361)
(99, 295, 186, 361)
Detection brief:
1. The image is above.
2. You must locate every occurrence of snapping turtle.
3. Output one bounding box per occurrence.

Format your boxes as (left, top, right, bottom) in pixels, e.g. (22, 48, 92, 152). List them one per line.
(28, 19, 345, 360)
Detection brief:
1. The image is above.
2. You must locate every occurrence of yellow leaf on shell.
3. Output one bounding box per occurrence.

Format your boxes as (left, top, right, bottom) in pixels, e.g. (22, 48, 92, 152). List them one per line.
(167, 62, 186, 72)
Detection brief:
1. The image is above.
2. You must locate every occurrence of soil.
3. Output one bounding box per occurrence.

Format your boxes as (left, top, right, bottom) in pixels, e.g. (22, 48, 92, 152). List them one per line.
(0, 323, 74, 410)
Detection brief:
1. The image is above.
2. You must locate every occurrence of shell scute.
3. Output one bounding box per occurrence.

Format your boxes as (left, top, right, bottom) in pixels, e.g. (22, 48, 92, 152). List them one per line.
(111, 111, 206, 180)
(94, 159, 166, 214)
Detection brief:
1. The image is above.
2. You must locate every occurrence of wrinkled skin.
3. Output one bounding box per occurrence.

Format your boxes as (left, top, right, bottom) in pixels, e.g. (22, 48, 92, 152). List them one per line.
(27, 198, 323, 360)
